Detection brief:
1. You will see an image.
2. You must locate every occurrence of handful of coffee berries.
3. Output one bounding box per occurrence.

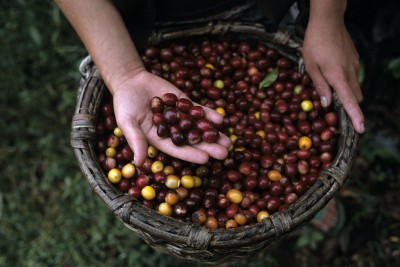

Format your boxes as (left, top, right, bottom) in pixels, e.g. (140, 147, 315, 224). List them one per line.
(150, 93, 220, 146)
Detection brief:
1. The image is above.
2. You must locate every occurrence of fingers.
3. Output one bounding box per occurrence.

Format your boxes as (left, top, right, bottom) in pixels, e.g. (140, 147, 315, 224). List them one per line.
(148, 128, 230, 164)
(216, 132, 231, 148)
(119, 122, 149, 166)
(319, 62, 365, 134)
(305, 62, 332, 108)
(192, 132, 231, 160)
(148, 135, 210, 164)
(306, 60, 365, 134)
(121, 118, 223, 166)
(192, 141, 229, 161)
(329, 78, 365, 134)
(203, 106, 224, 125)
(349, 67, 363, 102)
(176, 94, 224, 125)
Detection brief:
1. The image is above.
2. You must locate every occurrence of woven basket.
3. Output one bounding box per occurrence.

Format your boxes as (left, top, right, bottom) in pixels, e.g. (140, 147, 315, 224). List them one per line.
(71, 22, 359, 265)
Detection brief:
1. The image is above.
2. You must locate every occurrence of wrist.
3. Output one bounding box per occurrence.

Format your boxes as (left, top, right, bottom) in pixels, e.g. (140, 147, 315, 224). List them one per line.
(104, 63, 147, 96)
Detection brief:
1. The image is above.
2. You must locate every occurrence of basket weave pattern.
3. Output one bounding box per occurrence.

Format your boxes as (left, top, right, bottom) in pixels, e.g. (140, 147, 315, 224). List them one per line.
(71, 22, 358, 264)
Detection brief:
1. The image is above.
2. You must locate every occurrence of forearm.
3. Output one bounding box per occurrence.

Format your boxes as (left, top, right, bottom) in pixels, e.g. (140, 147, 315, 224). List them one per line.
(55, 0, 145, 93)
(309, 0, 347, 24)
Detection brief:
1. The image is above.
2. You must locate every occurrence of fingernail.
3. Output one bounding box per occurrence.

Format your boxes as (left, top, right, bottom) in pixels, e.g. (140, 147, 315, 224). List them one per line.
(360, 123, 365, 133)
(320, 96, 328, 107)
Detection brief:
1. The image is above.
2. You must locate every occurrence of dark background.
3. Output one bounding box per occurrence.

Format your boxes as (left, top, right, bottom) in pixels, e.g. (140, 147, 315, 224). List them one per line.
(0, 0, 399, 266)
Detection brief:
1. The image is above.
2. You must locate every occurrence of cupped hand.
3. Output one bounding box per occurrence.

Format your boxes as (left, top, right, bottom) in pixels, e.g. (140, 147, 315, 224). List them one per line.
(303, 19, 365, 133)
(111, 70, 231, 166)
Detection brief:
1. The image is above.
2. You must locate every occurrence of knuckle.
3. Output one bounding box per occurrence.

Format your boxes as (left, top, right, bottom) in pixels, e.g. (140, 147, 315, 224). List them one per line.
(340, 96, 358, 110)
(326, 68, 345, 81)
(314, 83, 330, 93)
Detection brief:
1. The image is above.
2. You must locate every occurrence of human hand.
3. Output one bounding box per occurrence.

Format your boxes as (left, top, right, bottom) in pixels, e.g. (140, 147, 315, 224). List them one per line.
(303, 16, 365, 134)
(111, 70, 231, 166)
(54, 0, 229, 165)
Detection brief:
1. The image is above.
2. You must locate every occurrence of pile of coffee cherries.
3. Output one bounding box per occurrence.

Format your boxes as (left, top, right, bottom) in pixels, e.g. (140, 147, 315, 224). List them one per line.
(151, 93, 220, 146)
(95, 38, 339, 229)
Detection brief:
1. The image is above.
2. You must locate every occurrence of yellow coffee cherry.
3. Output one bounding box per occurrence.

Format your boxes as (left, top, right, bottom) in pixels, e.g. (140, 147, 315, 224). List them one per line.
(293, 84, 303, 95)
(193, 176, 202, 188)
(254, 111, 260, 120)
(165, 191, 180, 205)
(213, 79, 224, 89)
(205, 63, 215, 70)
(181, 175, 195, 189)
(158, 202, 173, 216)
(163, 165, 175, 176)
(215, 107, 226, 116)
(234, 212, 248, 226)
(228, 144, 235, 152)
(192, 209, 207, 224)
(105, 147, 116, 158)
(121, 163, 135, 179)
(165, 175, 180, 189)
(267, 170, 282, 181)
(113, 127, 124, 137)
(257, 210, 270, 222)
(107, 168, 122, 184)
(301, 100, 313, 112)
(147, 145, 158, 158)
(141, 185, 156, 200)
(226, 189, 243, 204)
(205, 216, 218, 229)
(256, 130, 266, 139)
(225, 219, 238, 229)
(298, 136, 312, 150)
(151, 160, 164, 173)
(230, 134, 238, 144)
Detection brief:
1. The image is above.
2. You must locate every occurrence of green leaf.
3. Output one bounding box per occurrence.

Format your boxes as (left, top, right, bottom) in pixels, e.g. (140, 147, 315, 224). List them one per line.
(259, 67, 278, 89)
(296, 235, 310, 248)
(388, 57, 400, 79)
(28, 25, 42, 46)
(296, 226, 325, 249)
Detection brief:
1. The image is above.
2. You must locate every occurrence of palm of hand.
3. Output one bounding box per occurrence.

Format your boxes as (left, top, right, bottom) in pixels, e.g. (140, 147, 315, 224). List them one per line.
(112, 71, 230, 166)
